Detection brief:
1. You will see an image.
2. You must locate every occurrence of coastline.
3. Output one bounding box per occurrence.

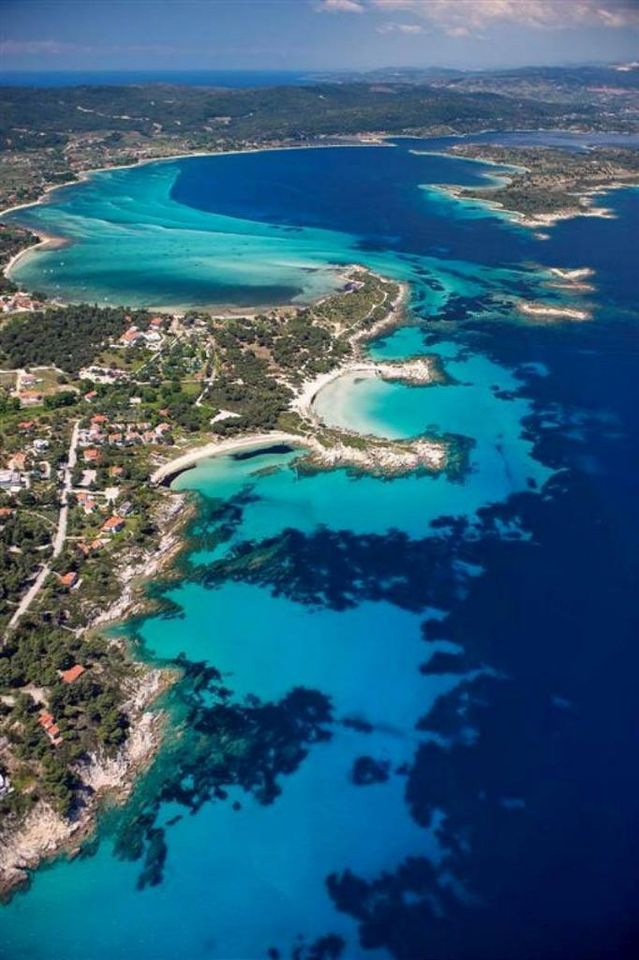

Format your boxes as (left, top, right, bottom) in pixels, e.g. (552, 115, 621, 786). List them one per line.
(0, 135, 394, 221)
(431, 181, 620, 229)
(3, 132, 635, 300)
(0, 492, 190, 901)
(1, 127, 623, 897)
(0, 136, 394, 298)
(0, 262, 440, 898)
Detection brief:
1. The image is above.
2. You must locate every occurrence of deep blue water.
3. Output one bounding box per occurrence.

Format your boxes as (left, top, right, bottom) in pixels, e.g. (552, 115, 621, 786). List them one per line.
(0, 70, 316, 88)
(1, 139, 638, 960)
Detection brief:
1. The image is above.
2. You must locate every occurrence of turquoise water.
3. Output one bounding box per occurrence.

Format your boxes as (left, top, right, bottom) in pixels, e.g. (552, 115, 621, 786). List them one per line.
(2, 139, 639, 960)
(6, 141, 553, 310)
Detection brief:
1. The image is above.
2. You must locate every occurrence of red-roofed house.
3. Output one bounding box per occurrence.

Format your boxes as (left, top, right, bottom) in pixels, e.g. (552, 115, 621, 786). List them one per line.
(60, 664, 85, 684)
(38, 710, 63, 745)
(120, 327, 144, 346)
(101, 515, 125, 534)
(83, 448, 101, 463)
(58, 571, 78, 589)
(19, 391, 43, 407)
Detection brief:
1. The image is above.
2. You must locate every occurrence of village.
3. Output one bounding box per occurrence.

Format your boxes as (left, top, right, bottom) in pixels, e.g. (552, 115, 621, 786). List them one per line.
(0, 305, 206, 812)
(0, 307, 212, 642)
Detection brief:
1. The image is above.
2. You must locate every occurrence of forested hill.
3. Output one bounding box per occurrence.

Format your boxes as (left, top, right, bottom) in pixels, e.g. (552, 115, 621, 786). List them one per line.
(0, 81, 585, 147)
(1, 73, 635, 212)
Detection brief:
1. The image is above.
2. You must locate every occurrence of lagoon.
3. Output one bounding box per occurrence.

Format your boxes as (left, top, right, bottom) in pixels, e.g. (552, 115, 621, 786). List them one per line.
(2, 137, 639, 960)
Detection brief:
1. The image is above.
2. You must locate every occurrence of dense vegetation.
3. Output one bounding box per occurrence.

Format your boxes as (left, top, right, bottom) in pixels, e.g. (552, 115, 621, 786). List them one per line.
(0, 82, 577, 149)
(0, 225, 38, 294)
(0, 511, 53, 616)
(1, 68, 636, 213)
(451, 144, 639, 218)
(206, 271, 397, 435)
(0, 304, 148, 373)
(0, 622, 131, 816)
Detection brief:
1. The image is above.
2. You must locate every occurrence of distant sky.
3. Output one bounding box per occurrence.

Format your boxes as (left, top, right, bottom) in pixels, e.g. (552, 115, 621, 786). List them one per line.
(1, 0, 638, 73)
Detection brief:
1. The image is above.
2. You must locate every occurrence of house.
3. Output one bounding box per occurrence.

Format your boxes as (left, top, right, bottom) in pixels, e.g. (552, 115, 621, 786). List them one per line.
(18, 420, 35, 431)
(38, 711, 63, 746)
(33, 438, 49, 452)
(58, 571, 78, 589)
(60, 664, 85, 684)
(84, 390, 98, 401)
(0, 506, 14, 518)
(19, 391, 42, 407)
(83, 447, 101, 463)
(101, 515, 125, 534)
(117, 500, 133, 517)
(79, 538, 105, 555)
(120, 327, 144, 346)
(0, 470, 19, 489)
(7, 453, 27, 471)
(91, 414, 108, 426)
(109, 465, 124, 477)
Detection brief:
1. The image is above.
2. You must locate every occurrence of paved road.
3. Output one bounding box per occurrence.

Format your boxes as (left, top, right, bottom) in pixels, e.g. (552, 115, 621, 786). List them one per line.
(6, 420, 80, 633)
(52, 419, 80, 558)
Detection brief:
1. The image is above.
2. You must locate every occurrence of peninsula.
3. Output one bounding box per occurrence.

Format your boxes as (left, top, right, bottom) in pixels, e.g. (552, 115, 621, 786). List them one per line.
(440, 143, 639, 227)
(1, 63, 637, 903)
(0, 260, 452, 897)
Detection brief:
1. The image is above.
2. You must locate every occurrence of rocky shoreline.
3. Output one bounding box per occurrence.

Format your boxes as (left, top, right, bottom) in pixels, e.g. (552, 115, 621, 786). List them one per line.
(0, 264, 445, 899)
(0, 669, 172, 900)
(0, 493, 190, 900)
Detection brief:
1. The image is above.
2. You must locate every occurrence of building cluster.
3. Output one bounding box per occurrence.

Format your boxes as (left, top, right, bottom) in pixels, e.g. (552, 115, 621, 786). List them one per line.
(0, 421, 52, 494)
(37, 666, 85, 746)
(0, 291, 42, 315)
(119, 316, 166, 350)
(77, 413, 173, 453)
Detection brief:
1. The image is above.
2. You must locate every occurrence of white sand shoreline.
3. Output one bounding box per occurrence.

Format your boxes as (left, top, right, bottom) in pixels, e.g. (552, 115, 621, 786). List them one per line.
(150, 431, 305, 484)
(0, 137, 394, 221)
(0, 138, 395, 302)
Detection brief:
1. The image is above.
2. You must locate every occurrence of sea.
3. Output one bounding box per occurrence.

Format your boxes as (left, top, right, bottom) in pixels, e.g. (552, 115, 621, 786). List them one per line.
(0, 71, 318, 89)
(1, 134, 638, 960)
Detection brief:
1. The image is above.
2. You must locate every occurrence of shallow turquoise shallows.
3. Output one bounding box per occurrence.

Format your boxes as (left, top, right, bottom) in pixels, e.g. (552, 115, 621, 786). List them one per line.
(2, 135, 639, 960)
